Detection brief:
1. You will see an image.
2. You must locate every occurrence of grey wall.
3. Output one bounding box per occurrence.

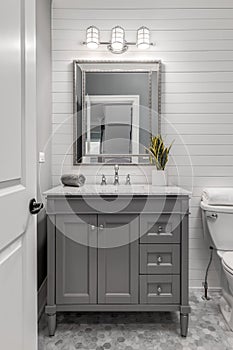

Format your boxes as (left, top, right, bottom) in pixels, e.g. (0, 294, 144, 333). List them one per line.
(36, 0, 52, 290)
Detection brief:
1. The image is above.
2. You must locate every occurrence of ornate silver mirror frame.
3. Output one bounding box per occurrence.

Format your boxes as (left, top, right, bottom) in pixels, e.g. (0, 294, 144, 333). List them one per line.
(73, 60, 161, 165)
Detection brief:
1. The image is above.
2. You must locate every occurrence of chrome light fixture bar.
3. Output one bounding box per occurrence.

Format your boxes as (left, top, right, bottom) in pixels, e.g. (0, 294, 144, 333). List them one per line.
(83, 26, 154, 54)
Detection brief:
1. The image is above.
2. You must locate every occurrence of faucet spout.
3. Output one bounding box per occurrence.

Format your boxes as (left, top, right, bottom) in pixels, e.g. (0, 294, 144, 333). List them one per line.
(114, 164, 120, 185)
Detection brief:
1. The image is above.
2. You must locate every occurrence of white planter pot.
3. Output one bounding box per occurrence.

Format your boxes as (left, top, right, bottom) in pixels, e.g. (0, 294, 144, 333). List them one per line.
(151, 169, 167, 186)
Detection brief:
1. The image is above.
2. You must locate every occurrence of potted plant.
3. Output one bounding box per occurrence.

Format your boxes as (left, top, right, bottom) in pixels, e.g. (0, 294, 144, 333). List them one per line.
(147, 135, 173, 186)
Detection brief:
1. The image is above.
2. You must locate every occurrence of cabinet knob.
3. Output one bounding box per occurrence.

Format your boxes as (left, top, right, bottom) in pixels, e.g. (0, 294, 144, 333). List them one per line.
(90, 225, 96, 231)
(157, 256, 162, 265)
(99, 224, 104, 230)
(157, 286, 162, 295)
(158, 226, 163, 234)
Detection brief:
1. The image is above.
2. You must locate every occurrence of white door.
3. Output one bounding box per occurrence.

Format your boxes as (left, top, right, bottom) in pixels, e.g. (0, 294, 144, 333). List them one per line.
(0, 0, 37, 349)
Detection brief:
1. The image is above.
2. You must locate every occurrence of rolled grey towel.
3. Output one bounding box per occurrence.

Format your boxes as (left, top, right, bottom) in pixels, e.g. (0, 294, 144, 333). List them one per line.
(61, 174, 86, 187)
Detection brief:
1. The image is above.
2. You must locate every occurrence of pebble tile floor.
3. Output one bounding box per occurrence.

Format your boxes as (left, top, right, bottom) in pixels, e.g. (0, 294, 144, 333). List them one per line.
(38, 291, 233, 350)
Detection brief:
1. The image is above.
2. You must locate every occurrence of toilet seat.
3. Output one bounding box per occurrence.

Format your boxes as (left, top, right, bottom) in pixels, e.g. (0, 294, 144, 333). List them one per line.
(222, 252, 233, 275)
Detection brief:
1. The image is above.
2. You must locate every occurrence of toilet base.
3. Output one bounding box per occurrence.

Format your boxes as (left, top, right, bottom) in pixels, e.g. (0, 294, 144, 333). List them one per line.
(220, 290, 233, 331)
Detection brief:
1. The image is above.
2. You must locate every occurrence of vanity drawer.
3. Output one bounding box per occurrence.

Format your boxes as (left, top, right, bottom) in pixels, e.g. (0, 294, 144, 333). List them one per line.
(140, 244, 180, 274)
(140, 275, 180, 304)
(140, 214, 180, 244)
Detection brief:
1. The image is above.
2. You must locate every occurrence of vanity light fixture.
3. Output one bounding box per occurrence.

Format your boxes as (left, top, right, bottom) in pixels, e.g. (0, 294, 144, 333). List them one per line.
(83, 25, 154, 54)
(137, 26, 150, 50)
(109, 26, 127, 54)
(86, 26, 100, 49)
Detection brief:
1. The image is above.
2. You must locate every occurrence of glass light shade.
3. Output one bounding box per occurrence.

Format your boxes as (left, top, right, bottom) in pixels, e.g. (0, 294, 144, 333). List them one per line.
(137, 26, 150, 49)
(86, 26, 99, 49)
(111, 26, 125, 52)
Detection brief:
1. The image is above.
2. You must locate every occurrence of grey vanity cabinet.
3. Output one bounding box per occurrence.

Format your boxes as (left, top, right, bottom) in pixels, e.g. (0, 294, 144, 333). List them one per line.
(56, 215, 97, 305)
(45, 194, 190, 338)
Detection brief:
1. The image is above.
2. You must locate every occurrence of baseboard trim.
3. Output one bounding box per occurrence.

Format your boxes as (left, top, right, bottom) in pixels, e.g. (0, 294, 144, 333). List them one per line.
(38, 277, 47, 320)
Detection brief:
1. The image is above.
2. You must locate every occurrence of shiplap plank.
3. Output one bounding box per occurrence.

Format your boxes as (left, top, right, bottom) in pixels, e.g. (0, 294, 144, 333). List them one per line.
(171, 176, 233, 187)
(165, 155, 232, 166)
(162, 114, 233, 124)
(53, 9, 233, 20)
(52, 114, 73, 124)
(169, 166, 233, 177)
(162, 103, 233, 113)
(52, 103, 73, 114)
(162, 72, 233, 82)
(166, 134, 233, 145)
(52, 71, 73, 82)
(163, 61, 233, 72)
(164, 123, 233, 134)
(52, 82, 73, 92)
(162, 93, 233, 103)
(162, 82, 233, 92)
(52, 19, 233, 31)
(53, 92, 73, 103)
(53, 0, 233, 9)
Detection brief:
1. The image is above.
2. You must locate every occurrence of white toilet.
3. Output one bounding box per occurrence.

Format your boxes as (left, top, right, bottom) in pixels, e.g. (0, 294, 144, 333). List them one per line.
(201, 189, 233, 330)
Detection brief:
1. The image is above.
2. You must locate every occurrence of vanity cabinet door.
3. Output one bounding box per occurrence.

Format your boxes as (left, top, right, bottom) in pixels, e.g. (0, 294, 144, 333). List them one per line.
(56, 215, 97, 304)
(98, 215, 139, 304)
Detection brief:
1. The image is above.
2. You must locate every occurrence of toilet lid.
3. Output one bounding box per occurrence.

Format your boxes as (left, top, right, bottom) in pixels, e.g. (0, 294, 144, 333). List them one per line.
(222, 252, 233, 271)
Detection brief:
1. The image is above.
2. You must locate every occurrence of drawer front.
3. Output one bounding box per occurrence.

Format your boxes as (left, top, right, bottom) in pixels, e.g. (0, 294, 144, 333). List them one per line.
(140, 214, 180, 244)
(140, 244, 180, 274)
(140, 275, 180, 304)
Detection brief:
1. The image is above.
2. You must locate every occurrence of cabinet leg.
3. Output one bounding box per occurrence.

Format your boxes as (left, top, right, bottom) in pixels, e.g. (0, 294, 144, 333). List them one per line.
(180, 313, 189, 337)
(47, 313, 56, 336)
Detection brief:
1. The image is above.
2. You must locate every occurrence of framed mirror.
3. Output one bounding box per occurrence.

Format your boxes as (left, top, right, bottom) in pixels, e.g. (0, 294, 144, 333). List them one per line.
(73, 60, 161, 164)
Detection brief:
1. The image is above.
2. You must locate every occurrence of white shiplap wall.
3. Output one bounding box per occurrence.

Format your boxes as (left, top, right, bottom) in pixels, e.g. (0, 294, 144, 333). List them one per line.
(51, 0, 233, 288)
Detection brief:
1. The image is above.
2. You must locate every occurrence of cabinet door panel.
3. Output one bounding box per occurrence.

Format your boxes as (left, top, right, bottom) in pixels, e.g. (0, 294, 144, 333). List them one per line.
(56, 215, 97, 304)
(98, 215, 139, 304)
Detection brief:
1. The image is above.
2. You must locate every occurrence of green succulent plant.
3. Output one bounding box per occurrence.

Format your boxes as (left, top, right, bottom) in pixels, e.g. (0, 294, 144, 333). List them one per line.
(147, 135, 174, 170)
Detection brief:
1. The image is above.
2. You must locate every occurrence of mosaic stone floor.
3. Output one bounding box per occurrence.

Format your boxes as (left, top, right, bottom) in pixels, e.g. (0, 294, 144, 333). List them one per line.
(38, 291, 233, 350)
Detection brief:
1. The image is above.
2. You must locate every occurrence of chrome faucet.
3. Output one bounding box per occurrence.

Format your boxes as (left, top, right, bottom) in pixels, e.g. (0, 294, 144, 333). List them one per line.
(113, 164, 120, 185)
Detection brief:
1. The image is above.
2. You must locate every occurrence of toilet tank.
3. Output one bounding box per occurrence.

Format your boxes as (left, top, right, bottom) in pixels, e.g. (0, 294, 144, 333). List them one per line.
(201, 202, 233, 251)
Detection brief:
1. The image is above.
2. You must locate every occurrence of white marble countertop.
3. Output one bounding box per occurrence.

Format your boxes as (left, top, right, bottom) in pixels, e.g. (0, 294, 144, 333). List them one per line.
(44, 184, 191, 197)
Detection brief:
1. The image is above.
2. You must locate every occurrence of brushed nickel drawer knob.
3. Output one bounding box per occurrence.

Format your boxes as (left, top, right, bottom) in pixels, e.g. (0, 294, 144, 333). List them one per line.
(157, 286, 162, 295)
(157, 256, 162, 264)
(90, 225, 95, 231)
(158, 226, 163, 233)
(99, 224, 104, 230)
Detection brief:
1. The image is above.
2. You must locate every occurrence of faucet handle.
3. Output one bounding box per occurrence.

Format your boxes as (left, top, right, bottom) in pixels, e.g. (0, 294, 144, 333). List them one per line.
(101, 174, 107, 185)
(125, 174, 131, 185)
